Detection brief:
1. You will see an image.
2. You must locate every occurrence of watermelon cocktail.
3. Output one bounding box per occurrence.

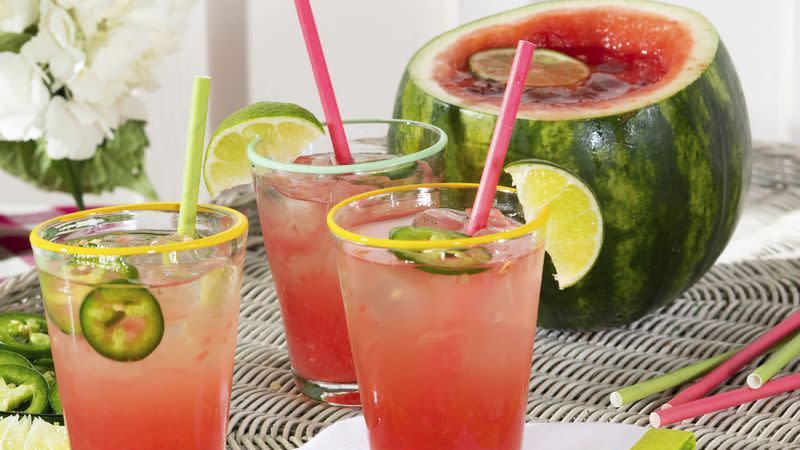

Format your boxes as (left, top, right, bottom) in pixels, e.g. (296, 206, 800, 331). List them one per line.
(30, 204, 248, 450)
(328, 184, 548, 450)
(249, 119, 445, 404)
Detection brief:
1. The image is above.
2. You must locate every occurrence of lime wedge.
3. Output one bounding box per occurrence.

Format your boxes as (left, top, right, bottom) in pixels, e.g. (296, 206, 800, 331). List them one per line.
(469, 48, 591, 87)
(203, 102, 324, 196)
(22, 417, 69, 450)
(505, 160, 603, 288)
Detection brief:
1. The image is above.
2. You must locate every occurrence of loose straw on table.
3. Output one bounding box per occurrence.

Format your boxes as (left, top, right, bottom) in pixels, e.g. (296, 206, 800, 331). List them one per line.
(650, 372, 800, 428)
(293, 0, 353, 165)
(610, 348, 740, 407)
(664, 309, 800, 408)
(748, 330, 800, 388)
(466, 40, 535, 235)
(177, 76, 211, 238)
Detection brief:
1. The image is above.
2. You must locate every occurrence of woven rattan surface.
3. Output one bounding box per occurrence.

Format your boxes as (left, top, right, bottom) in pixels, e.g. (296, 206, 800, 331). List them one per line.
(1, 145, 799, 449)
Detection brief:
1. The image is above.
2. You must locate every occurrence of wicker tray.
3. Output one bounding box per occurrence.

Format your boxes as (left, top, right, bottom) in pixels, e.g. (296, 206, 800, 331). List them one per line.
(1, 144, 798, 450)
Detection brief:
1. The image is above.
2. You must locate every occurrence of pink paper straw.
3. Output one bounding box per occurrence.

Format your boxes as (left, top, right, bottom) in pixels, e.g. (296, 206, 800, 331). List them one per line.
(664, 309, 800, 408)
(293, 0, 353, 165)
(650, 372, 800, 428)
(466, 40, 535, 235)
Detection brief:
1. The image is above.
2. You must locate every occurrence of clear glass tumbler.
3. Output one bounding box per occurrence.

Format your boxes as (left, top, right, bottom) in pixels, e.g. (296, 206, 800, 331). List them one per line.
(328, 183, 548, 450)
(30, 203, 248, 450)
(249, 119, 446, 405)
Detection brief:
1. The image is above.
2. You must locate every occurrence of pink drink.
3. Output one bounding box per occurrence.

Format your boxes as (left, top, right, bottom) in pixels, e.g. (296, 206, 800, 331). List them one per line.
(31, 205, 247, 450)
(330, 186, 546, 450)
(250, 119, 445, 404)
(254, 156, 437, 388)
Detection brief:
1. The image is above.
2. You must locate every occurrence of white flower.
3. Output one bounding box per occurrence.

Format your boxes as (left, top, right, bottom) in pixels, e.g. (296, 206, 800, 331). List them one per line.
(68, 0, 194, 108)
(0, 52, 49, 141)
(43, 96, 107, 160)
(21, 0, 85, 86)
(0, 0, 38, 33)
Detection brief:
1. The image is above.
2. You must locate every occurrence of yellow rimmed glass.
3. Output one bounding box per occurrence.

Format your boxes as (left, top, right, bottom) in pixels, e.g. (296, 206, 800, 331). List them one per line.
(29, 203, 247, 450)
(327, 183, 547, 450)
(249, 119, 446, 406)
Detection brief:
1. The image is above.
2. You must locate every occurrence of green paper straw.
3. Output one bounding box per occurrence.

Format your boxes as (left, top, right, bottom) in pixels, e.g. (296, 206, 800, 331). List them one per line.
(610, 348, 740, 407)
(177, 76, 211, 238)
(747, 331, 800, 388)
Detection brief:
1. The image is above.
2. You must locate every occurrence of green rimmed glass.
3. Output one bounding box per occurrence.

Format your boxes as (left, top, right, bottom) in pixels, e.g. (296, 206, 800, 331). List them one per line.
(248, 119, 446, 405)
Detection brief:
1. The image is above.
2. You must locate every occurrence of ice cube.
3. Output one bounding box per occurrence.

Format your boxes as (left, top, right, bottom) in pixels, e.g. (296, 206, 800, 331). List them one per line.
(587, 73, 630, 96)
(412, 208, 468, 231)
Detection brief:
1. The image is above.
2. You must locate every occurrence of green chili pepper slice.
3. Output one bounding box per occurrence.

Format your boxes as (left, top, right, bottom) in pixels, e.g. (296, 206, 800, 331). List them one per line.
(389, 226, 492, 275)
(32, 357, 54, 373)
(79, 284, 164, 362)
(0, 313, 51, 359)
(0, 364, 49, 414)
(49, 381, 62, 414)
(0, 350, 33, 369)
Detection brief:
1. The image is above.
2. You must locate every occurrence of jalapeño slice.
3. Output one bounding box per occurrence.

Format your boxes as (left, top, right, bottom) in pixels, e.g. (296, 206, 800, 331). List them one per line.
(49, 381, 62, 413)
(79, 284, 164, 362)
(0, 364, 49, 414)
(389, 226, 492, 275)
(0, 351, 32, 369)
(69, 254, 139, 280)
(0, 313, 51, 359)
(33, 357, 54, 373)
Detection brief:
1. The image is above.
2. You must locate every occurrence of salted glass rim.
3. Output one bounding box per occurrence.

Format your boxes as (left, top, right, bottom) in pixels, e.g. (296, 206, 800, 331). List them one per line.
(29, 202, 248, 256)
(326, 182, 549, 250)
(247, 118, 447, 174)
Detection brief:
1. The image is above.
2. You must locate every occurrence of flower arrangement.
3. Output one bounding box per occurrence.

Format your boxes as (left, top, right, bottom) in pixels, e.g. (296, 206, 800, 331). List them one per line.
(0, 0, 194, 208)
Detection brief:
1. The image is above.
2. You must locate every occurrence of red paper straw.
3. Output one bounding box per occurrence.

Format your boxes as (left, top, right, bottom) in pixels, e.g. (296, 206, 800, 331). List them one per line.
(466, 40, 535, 235)
(650, 372, 800, 428)
(293, 0, 353, 164)
(664, 309, 800, 408)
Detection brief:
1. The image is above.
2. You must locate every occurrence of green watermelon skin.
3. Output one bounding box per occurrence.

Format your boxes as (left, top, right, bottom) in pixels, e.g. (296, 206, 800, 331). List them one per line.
(393, 43, 751, 329)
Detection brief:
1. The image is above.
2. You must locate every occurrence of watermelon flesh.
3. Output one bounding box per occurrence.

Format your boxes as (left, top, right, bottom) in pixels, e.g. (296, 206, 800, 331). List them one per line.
(439, 9, 683, 107)
(394, 0, 752, 329)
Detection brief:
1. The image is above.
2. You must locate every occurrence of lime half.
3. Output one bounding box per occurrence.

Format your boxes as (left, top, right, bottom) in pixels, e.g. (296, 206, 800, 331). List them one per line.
(505, 160, 603, 288)
(469, 48, 591, 87)
(203, 102, 324, 196)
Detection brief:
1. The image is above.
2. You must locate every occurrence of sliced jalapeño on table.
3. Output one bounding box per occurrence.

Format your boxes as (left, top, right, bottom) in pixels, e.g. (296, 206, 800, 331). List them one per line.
(0, 364, 49, 414)
(0, 313, 51, 359)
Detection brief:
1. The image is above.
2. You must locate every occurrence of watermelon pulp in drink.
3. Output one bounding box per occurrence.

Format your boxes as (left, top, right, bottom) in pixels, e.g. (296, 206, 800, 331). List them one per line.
(333, 202, 545, 450)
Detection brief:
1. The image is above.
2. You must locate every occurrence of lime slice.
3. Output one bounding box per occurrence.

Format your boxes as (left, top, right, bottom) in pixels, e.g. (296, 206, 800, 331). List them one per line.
(203, 102, 324, 196)
(469, 48, 591, 87)
(199, 266, 237, 307)
(22, 417, 68, 450)
(505, 160, 603, 288)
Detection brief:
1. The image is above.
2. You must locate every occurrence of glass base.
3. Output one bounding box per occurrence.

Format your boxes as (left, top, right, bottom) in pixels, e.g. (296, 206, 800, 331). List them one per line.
(294, 373, 361, 406)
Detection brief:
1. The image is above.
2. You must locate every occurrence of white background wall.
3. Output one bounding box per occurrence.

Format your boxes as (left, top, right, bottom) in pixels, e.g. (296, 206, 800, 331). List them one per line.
(2, 0, 799, 206)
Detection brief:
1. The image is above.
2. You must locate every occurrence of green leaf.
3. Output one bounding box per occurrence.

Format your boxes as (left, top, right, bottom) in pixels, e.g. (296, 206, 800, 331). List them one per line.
(0, 120, 159, 200)
(0, 32, 33, 53)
